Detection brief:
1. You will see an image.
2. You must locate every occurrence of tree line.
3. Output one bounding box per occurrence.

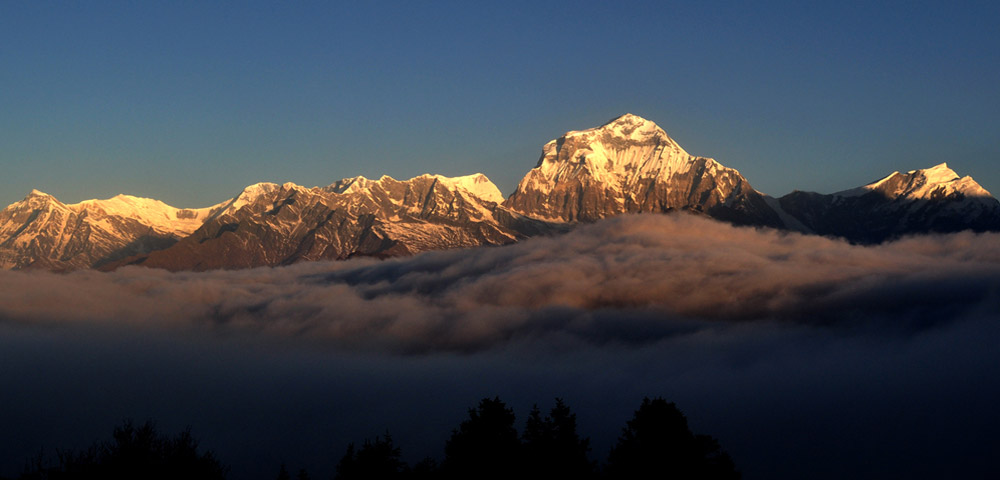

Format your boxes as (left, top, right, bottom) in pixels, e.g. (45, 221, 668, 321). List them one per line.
(8, 397, 739, 480)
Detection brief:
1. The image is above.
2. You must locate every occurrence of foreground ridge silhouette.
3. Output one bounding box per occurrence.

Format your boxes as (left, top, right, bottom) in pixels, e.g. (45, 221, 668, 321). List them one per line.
(8, 397, 738, 480)
(14, 420, 227, 480)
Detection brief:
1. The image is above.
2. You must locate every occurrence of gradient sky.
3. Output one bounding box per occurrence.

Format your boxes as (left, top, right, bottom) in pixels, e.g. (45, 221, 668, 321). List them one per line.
(2, 1, 998, 208)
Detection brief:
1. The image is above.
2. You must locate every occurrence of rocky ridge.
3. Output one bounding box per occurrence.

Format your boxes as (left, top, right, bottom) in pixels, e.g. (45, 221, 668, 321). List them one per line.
(106, 173, 532, 271)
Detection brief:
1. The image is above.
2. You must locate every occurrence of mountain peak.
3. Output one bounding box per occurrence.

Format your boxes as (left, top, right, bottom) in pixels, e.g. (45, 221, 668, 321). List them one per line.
(26, 189, 51, 199)
(240, 182, 281, 195)
(518, 114, 697, 194)
(602, 112, 652, 126)
(911, 163, 959, 185)
(326, 173, 504, 203)
(837, 163, 992, 201)
(431, 173, 505, 203)
(76, 193, 169, 209)
(326, 176, 371, 194)
(223, 182, 283, 213)
(505, 114, 779, 225)
(590, 113, 675, 146)
(893, 163, 991, 199)
(17, 189, 62, 208)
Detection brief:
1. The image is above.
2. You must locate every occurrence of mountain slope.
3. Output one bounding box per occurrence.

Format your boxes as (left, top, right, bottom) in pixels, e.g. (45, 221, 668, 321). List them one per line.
(778, 163, 1000, 242)
(503, 113, 784, 228)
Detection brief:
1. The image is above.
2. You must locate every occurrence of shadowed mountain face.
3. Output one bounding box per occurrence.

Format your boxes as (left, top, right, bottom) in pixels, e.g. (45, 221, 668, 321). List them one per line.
(503, 114, 784, 228)
(3, 115, 999, 271)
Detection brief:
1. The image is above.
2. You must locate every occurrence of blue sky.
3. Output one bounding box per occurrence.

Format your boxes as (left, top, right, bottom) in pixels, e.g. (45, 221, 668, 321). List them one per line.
(2, 1, 998, 208)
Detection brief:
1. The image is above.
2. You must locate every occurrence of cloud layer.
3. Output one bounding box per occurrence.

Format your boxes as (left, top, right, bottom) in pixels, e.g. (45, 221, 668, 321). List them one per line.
(3, 213, 999, 351)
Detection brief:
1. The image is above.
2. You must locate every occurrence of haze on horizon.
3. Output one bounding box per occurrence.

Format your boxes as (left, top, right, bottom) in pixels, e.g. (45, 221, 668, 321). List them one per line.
(2, 1, 998, 208)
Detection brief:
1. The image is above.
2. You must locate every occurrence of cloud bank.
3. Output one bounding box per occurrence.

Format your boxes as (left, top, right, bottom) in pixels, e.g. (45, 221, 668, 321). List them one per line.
(2, 213, 998, 351)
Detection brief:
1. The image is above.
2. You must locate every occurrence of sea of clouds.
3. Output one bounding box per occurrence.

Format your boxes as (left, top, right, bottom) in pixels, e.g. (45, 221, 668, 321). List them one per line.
(3, 213, 999, 350)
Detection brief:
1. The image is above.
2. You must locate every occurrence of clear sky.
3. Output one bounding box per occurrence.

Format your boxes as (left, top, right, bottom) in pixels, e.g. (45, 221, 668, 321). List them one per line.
(2, 1, 998, 208)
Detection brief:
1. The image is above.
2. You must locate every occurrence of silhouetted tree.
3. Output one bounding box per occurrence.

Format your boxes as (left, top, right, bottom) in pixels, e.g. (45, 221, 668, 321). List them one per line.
(522, 398, 595, 477)
(275, 463, 291, 480)
(18, 420, 227, 480)
(334, 432, 406, 479)
(442, 397, 520, 479)
(408, 457, 440, 480)
(606, 398, 739, 479)
(296, 467, 310, 480)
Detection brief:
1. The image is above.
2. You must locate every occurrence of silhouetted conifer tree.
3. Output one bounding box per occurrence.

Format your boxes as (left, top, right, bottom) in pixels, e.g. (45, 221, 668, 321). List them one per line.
(522, 398, 595, 477)
(334, 433, 405, 479)
(605, 397, 739, 479)
(408, 457, 440, 480)
(442, 397, 520, 479)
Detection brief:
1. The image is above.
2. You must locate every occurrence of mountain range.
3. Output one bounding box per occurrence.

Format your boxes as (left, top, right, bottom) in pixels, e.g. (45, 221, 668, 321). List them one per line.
(3, 113, 999, 271)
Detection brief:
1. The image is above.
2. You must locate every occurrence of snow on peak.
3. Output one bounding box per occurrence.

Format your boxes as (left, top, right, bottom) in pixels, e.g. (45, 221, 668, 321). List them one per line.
(602, 112, 657, 130)
(240, 182, 281, 195)
(225, 182, 282, 212)
(550, 113, 678, 148)
(72, 194, 219, 236)
(911, 163, 959, 184)
(8, 189, 64, 211)
(430, 173, 505, 203)
(280, 181, 303, 191)
(16, 189, 60, 207)
(837, 163, 993, 201)
(76, 193, 171, 213)
(519, 113, 703, 194)
(238, 182, 282, 198)
(595, 113, 678, 145)
(328, 173, 504, 203)
(327, 176, 373, 194)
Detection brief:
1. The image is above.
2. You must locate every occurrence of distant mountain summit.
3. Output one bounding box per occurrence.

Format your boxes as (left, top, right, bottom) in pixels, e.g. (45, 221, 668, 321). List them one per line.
(2, 114, 998, 271)
(0, 190, 226, 270)
(503, 114, 783, 227)
(778, 163, 1000, 243)
(836, 163, 994, 203)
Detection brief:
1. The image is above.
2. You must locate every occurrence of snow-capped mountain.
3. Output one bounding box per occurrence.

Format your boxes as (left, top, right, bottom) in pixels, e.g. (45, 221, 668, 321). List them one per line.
(0, 190, 228, 270)
(778, 163, 1000, 243)
(3, 114, 998, 271)
(107, 173, 532, 271)
(503, 113, 784, 227)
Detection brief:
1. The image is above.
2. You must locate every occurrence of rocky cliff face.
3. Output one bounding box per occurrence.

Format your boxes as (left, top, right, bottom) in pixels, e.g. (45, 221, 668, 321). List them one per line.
(503, 114, 784, 228)
(778, 163, 1000, 243)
